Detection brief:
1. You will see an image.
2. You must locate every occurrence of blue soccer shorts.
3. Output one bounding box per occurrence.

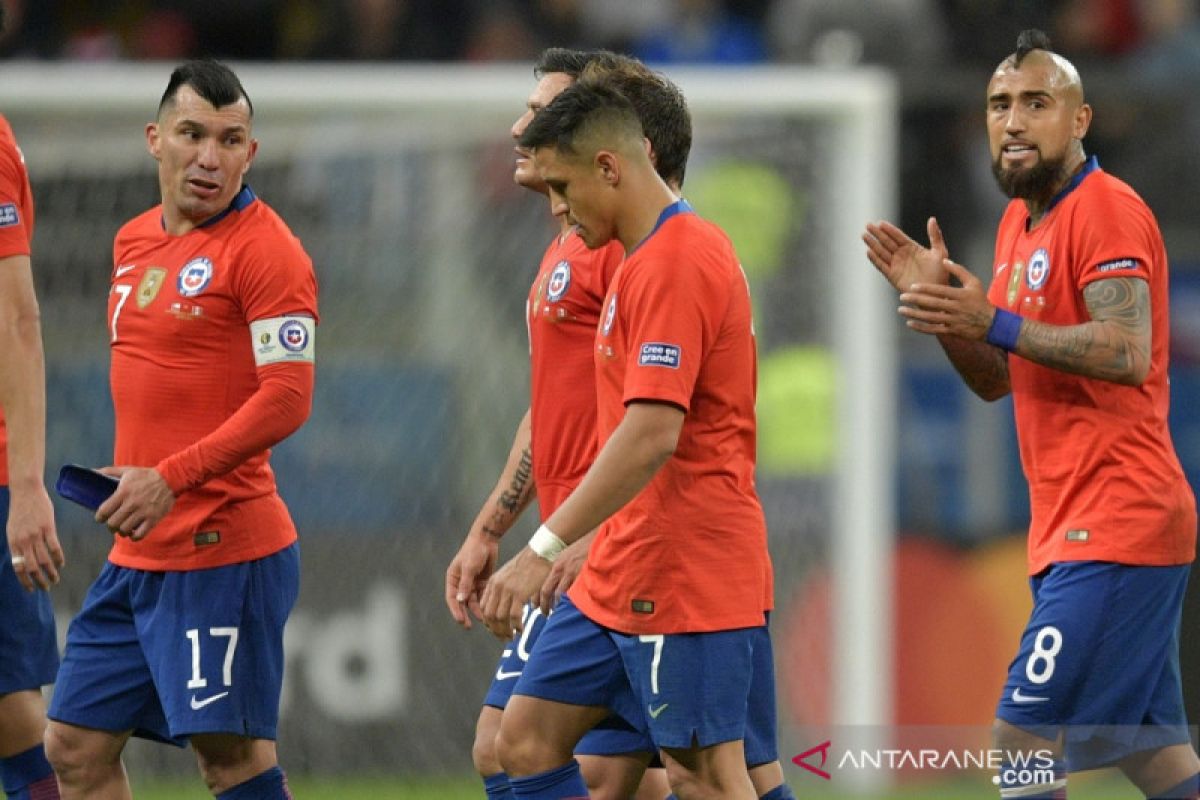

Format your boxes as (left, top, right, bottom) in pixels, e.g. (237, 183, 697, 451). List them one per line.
(0, 488, 59, 695)
(996, 561, 1192, 770)
(48, 543, 299, 745)
(515, 596, 770, 758)
(485, 601, 656, 757)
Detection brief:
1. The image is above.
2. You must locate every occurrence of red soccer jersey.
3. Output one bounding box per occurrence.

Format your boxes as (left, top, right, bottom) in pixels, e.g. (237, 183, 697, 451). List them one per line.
(987, 158, 1196, 574)
(527, 229, 623, 515)
(0, 115, 36, 486)
(107, 187, 318, 570)
(568, 202, 773, 634)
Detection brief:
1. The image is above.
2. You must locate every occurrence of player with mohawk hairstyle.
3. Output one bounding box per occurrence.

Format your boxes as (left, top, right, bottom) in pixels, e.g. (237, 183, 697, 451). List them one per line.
(865, 28, 1200, 800)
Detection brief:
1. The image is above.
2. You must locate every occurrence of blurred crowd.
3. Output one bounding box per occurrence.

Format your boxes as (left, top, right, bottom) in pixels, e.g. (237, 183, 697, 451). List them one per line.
(0, 0, 1194, 70)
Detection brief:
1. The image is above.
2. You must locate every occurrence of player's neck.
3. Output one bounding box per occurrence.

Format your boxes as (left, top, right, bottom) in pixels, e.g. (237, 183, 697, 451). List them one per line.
(1024, 150, 1087, 226)
(556, 215, 574, 241)
(616, 176, 681, 252)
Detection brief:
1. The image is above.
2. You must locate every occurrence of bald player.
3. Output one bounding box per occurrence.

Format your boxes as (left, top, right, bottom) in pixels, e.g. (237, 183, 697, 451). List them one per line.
(864, 29, 1199, 800)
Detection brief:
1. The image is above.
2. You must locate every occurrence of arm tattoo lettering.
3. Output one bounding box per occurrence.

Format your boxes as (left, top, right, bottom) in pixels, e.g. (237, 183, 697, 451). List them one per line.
(498, 448, 534, 515)
(481, 447, 535, 540)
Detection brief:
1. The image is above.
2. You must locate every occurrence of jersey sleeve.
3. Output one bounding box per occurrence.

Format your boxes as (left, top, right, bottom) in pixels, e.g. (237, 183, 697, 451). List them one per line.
(0, 142, 30, 258)
(616, 249, 726, 412)
(1072, 188, 1156, 289)
(233, 224, 319, 324)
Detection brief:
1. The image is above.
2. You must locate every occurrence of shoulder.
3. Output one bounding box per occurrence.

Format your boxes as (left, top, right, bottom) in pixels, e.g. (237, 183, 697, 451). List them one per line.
(1074, 170, 1154, 218)
(1065, 171, 1160, 243)
(646, 213, 739, 276)
(230, 198, 311, 263)
(0, 124, 24, 184)
(115, 207, 164, 248)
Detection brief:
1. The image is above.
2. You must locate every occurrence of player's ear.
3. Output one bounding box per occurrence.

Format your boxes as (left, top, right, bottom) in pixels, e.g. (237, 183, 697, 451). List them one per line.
(1072, 102, 1092, 140)
(242, 137, 259, 175)
(595, 150, 619, 186)
(145, 122, 162, 160)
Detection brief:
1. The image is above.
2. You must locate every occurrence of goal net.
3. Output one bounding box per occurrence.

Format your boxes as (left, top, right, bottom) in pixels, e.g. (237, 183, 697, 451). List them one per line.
(1, 62, 896, 782)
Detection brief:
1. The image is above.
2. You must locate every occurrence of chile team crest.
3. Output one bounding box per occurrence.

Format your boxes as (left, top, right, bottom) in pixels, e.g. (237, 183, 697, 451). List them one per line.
(279, 319, 310, 352)
(546, 261, 571, 303)
(1026, 248, 1050, 291)
(177, 257, 213, 297)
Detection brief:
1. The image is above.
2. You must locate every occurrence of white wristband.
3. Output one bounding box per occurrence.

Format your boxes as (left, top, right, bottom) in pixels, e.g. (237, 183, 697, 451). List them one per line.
(528, 524, 568, 563)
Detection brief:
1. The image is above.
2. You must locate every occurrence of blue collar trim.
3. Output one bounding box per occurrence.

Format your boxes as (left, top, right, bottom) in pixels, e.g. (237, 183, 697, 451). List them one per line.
(1044, 155, 1099, 216)
(632, 198, 693, 253)
(162, 184, 257, 231)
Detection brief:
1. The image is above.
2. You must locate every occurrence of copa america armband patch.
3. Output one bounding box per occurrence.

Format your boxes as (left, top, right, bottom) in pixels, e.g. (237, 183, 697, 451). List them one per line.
(250, 316, 316, 366)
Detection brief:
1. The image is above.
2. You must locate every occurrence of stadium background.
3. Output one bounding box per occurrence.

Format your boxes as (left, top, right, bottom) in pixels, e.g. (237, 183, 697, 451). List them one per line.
(5, 1, 1200, 797)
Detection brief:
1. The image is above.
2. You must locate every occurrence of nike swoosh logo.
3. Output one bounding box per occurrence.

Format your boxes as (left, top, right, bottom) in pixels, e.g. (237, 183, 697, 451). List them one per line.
(648, 703, 669, 718)
(114, 264, 137, 278)
(494, 668, 522, 681)
(1011, 687, 1048, 704)
(190, 691, 230, 710)
(995, 263, 1008, 275)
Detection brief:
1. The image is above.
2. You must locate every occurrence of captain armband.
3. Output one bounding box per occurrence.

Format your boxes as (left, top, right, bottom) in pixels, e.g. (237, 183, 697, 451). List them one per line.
(985, 309, 1023, 352)
(249, 316, 316, 366)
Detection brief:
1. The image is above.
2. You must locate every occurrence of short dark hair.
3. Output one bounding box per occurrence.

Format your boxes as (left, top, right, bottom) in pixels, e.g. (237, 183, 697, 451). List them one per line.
(0, 2, 7, 36)
(533, 47, 623, 81)
(1013, 29, 1054, 67)
(582, 57, 692, 187)
(519, 81, 643, 160)
(157, 60, 253, 119)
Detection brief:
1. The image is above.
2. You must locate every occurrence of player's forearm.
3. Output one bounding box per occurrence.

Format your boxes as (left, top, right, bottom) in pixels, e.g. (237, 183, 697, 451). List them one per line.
(156, 363, 313, 494)
(1013, 319, 1149, 386)
(0, 258, 47, 487)
(542, 402, 682, 545)
(470, 409, 536, 540)
(937, 333, 1011, 401)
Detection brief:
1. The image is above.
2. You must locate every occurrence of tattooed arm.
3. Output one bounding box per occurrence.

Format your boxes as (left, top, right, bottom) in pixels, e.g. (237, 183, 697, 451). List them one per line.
(937, 334, 1012, 401)
(900, 262, 1151, 399)
(1015, 277, 1151, 386)
(445, 409, 537, 628)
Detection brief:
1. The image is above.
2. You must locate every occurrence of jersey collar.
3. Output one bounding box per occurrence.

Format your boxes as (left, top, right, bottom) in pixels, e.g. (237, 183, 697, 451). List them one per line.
(160, 185, 257, 231)
(1043, 155, 1099, 217)
(630, 198, 694, 254)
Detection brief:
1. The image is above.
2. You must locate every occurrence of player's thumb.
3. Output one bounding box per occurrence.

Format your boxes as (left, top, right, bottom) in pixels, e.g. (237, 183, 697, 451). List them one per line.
(927, 216, 948, 258)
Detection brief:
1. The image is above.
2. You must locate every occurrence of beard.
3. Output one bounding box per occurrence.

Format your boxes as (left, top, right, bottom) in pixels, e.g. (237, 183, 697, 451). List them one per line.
(991, 150, 1071, 202)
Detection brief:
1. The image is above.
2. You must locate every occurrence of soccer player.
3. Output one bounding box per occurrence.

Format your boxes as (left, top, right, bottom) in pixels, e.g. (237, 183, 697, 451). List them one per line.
(0, 6, 66, 800)
(479, 81, 772, 799)
(445, 48, 672, 800)
(43, 60, 317, 800)
(863, 29, 1199, 800)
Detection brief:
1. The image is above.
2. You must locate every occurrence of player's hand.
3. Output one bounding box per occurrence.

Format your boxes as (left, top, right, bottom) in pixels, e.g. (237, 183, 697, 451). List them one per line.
(445, 530, 499, 629)
(6, 482, 63, 592)
(899, 260, 994, 340)
(864, 217, 950, 292)
(95, 466, 175, 541)
(537, 536, 589, 616)
(480, 547, 551, 641)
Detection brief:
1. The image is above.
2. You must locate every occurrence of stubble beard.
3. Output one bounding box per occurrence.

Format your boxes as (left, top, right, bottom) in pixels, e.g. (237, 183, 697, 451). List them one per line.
(991, 150, 1071, 204)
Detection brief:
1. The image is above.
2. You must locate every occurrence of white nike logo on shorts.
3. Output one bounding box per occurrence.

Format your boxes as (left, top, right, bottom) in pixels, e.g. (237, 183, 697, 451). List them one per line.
(190, 691, 230, 710)
(495, 668, 522, 681)
(114, 264, 137, 278)
(1011, 687, 1048, 704)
